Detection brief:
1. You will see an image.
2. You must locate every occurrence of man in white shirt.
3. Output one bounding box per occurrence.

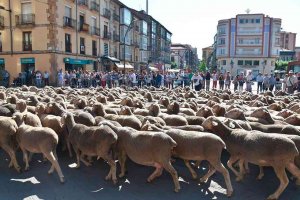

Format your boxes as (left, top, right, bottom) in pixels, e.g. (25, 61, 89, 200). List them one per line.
(35, 71, 42, 88)
(130, 72, 137, 87)
(246, 71, 253, 92)
(256, 73, 263, 93)
(286, 70, 297, 94)
(192, 72, 203, 91)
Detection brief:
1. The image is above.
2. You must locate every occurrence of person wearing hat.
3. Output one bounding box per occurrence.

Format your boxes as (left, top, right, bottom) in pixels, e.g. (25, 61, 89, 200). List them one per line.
(256, 72, 263, 93)
(286, 70, 297, 94)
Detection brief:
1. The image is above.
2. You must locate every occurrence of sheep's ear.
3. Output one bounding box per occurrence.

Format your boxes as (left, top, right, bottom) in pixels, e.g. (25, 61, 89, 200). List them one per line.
(228, 122, 236, 129)
(212, 120, 219, 127)
(23, 114, 27, 120)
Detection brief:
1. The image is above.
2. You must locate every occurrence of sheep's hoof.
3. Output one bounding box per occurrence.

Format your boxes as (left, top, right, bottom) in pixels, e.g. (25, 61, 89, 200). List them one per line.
(48, 170, 54, 175)
(60, 177, 65, 184)
(227, 190, 233, 197)
(147, 178, 152, 183)
(119, 173, 125, 178)
(16, 167, 22, 173)
(267, 194, 278, 200)
(112, 179, 118, 185)
(174, 187, 180, 193)
(24, 167, 29, 171)
(199, 177, 207, 183)
(105, 175, 111, 181)
(235, 176, 243, 182)
(256, 174, 264, 181)
(192, 173, 198, 180)
(8, 162, 13, 168)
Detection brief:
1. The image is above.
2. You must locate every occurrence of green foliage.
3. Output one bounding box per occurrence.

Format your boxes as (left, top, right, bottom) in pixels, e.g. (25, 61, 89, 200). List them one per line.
(275, 60, 289, 70)
(171, 62, 178, 69)
(199, 60, 207, 72)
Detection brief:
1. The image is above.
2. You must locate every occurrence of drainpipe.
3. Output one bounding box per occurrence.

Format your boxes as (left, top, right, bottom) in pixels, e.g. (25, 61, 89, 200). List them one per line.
(8, 0, 13, 56)
(75, 0, 78, 58)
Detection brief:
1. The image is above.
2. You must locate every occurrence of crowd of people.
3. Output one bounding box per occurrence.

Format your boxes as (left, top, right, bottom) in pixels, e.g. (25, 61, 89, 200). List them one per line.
(10, 68, 300, 95)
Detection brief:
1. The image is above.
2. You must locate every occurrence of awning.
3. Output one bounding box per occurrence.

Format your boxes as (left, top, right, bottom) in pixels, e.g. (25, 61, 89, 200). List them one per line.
(21, 57, 35, 64)
(114, 63, 134, 69)
(101, 55, 120, 63)
(0, 58, 4, 65)
(64, 58, 93, 65)
(149, 66, 159, 72)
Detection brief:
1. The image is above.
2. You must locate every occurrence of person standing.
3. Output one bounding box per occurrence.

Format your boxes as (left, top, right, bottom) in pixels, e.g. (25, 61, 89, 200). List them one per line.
(269, 74, 276, 92)
(192, 72, 203, 91)
(238, 73, 245, 91)
(35, 71, 42, 88)
(233, 75, 239, 91)
(246, 71, 253, 92)
(275, 74, 282, 91)
(218, 73, 224, 90)
(212, 71, 218, 89)
(262, 73, 269, 92)
(205, 71, 211, 91)
(57, 69, 64, 87)
(44, 71, 49, 86)
(286, 70, 297, 94)
(256, 73, 263, 93)
(224, 72, 231, 90)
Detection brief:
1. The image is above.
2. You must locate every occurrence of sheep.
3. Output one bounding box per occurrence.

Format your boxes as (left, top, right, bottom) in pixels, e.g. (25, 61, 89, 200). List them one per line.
(159, 113, 188, 127)
(0, 117, 21, 172)
(196, 105, 214, 118)
(141, 122, 233, 197)
(224, 108, 247, 121)
(284, 114, 300, 126)
(13, 112, 64, 183)
(202, 116, 300, 200)
(99, 121, 180, 192)
(62, 113, 118, 184)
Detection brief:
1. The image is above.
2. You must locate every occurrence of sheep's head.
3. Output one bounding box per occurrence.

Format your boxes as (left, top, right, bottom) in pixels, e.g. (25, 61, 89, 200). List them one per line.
(159, 97, 170, 108)
(167, 101, 180, 115)
(196, 105, 214, 118)
(16, 99, 27, 113)
(12, 112, 26, 127)
(92, 103, 106, 116)
(61, 112, 73, 125)
(0, 92, 6, 100)
(224, 108, 246, 120)
(120, 97, 134, 107)
(141, 120, 151, 131)
(202, 116, 221, 132)
(212, 104, 226, 117)
(277, 109, 295, 118)
(35, 103, 46, 115)
(268, 103, 282, 111)
(250, 108, 272, 120)
(149, 103, 160, 117)
(119, 106, 132, 115)
(144, 92, 153, 102)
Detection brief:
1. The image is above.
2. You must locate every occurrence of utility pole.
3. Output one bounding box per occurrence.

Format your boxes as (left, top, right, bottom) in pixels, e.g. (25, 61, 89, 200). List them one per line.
(146, 0, 148, 14)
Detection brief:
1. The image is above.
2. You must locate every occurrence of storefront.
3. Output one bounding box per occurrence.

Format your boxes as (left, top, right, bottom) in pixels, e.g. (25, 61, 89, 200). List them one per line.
(0, 58, 8, 87)
(21, 57, 35, 85)
(101, 56, 120, 72)
(64, 58, 94, 72)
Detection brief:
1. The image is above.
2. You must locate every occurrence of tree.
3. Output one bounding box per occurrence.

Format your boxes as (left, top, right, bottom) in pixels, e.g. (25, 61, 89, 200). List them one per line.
(275, 60, 289, 71)
(199, 60, 206, 72)
(171, 62, 178, 69)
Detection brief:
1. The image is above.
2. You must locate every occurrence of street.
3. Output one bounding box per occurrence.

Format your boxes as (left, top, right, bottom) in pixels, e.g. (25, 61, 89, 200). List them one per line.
(1, 150, 299, 200)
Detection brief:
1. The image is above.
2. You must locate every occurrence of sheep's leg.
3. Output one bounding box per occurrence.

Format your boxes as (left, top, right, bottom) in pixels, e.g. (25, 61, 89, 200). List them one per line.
(102, 154, 117, 184)
(72, 146, 81, 168)
(257, 166, 265, 180)
(66, 135, 73, 158)
(193, 160, 202, 169)
(286, 162, 300, 185)
(22, 149, 30, 171)
(48, 149, 59, 175)
(267, 166, 289, 200)
(244, 161, 250, 174)
(162, 162, 180, 193)
(212, 160, 233, 197)
(118, 151, 127, 178)
(200, 164, 216, 183)
(2, 145, 21, 173)
(227, 156, 240, 178)
(147, 163, 163, 182)
(236, 159, 245, 182)
(184, 160, 197, 179)
(44, 151, 65, 183)
(80, 154, 92, 167)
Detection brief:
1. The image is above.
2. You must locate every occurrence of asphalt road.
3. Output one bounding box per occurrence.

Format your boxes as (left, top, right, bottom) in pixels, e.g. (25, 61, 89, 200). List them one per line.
(1, 149, 300, 200)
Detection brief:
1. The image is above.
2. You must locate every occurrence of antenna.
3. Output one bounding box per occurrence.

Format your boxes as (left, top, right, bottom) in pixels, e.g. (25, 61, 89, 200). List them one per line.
(245, 8, 250, 14)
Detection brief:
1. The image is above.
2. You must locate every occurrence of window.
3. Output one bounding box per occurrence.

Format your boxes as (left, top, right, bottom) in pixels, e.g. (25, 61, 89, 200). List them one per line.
(0, 33, 2, 52)
(65, 6, 71, 18)
(104, 43, 109, 56)
(104, 25, 108, 38)
(256, 19, 261, 23)
(222, 60, 226, 65)
(245, 60, 252, 66)
(238, 60, 244, 65)
(238, 39, 243, 44)
(255, 38, 260, 44)
(80, 37, 85, 54)
(253, 60, 259, 66)
(251, 19, 255, 23)
(275, 38, 280, 45)
(79, 14, 85, 31)
(239, 19, 244, 24)
(65, 34, 71, 53)
(23, 32, 32, 51)
(218, 27, 226, 34)
(92, 40, 97, 56)
(245, 19, 248, 23)
(220, 49, 225, 55)
(218, 38, 225, 45)
(21, 2, 32, 14)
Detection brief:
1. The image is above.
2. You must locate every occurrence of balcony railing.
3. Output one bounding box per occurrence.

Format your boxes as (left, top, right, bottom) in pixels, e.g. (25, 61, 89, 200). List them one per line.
(16, 14, 35, 26)
(113, 13, 119, 22)
(65, 43, 72, 53)
(78, 0, 88, 7)
(113, 33, 120, 42)
(90, 26, 100, 36)
(79, 23, 89, 32)
(0, 16, 4, 30)
(90, 1, 99, 12)
(63, 17, 76, 28)
(103, 32, 111, 39)
(103, 8, 111, 19)
(23, 43, 32, 51)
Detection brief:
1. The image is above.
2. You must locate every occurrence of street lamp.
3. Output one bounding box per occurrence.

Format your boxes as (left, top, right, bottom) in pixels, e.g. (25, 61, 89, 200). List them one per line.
(123, 18, 137, 84)
(0, 3, 13, 56)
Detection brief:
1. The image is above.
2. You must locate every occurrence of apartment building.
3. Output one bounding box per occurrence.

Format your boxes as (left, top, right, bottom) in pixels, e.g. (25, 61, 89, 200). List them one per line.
(202, 46, 213, 63)
(280, 31, 297, 51)
(216, 14, 282, 78)
(171, 43, 199, 70)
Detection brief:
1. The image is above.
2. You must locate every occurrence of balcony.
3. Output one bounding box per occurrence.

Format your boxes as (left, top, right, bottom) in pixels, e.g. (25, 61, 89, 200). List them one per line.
(103, 8, 111, 19)
(16, 14, 35, 27)
(23, 43, 32, 51)
(78, 0, 88, 7)
(65, 43, 72, 53)
(103, 32, 111, 39)
(0, 16, 4, 30)
(63, 17, 76, 29)
(90, 1, 99, 12)
(113, 33, 120, 42)
(113, 13, 119, 22)
(90, 26, 100, 36)
(79, 23, 89, 33)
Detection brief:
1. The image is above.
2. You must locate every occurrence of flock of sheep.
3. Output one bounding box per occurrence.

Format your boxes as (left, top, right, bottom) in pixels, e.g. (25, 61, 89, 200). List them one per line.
(1, 85, 300, 200)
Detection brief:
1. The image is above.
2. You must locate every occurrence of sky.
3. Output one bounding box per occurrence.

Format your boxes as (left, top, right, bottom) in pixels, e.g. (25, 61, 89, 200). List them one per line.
(120, 0, 300, 57)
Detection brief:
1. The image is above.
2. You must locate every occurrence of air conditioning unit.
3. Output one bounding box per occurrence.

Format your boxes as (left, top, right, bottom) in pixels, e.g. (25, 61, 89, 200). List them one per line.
(80, 46, 85, 51)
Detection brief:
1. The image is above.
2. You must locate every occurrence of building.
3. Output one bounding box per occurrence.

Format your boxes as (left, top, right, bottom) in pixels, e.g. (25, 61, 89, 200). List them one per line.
(202, 46, 213, 63)
(279, 49, 295, 62)
(216, 14, 282, 78)
(171, 43, 199, 71)
(295, 47, 300, 61)
(0, 0, 171, 85)
(280, 31, 297, 51)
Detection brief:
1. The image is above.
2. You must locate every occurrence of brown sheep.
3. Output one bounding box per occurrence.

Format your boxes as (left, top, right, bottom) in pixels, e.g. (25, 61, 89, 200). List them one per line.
(196, 105, 214, 118)
(224, 108, 247, 121)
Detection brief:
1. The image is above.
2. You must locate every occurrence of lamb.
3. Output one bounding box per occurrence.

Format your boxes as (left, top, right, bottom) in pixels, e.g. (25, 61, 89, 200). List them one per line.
(13, 112, 64, 183)
(0, 117, 21, 172)
(62, 113, 118, 184)
(141, 122, 233, 197)
(99, 121, 180, 192)
(202, 116, 300, 200)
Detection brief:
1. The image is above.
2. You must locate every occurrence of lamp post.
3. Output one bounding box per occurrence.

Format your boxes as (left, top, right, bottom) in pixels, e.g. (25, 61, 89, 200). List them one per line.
(230, 59, 234, 78)
(123, 19, 137, 84)
(0, 3, 13, 56)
